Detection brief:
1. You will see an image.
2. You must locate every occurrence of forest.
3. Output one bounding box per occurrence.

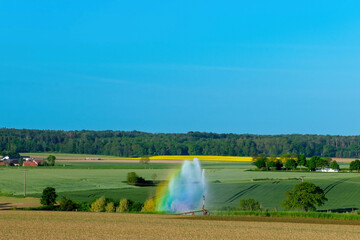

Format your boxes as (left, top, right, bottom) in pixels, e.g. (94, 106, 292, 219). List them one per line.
(1, 128, 360, 158)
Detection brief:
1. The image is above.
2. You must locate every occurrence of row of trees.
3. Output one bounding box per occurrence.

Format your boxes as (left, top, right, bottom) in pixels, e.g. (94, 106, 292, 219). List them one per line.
(40, 187, 154, 212)
(252, 154, 341, 171)
(2, 128, 360, 157)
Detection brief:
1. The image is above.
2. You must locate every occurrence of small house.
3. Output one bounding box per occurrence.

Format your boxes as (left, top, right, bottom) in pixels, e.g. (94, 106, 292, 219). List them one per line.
(316, 167, 339, 173)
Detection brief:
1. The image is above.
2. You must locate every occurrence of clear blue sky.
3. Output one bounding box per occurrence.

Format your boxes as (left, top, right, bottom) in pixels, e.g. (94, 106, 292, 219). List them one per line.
(1, 0, 360, 135)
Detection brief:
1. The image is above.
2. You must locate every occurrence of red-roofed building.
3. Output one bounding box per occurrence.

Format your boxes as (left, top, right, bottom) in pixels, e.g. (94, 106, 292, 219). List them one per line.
(32, 159, 43, 165)
(23, 161, 38, 167)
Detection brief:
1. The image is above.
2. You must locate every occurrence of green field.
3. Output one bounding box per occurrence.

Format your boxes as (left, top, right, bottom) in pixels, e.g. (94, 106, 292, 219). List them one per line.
(0, 159, 359, 212)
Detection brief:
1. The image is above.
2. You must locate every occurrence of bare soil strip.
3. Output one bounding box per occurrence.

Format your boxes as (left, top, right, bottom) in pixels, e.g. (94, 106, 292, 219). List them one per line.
(332, 158, 357, 163)
(0, 196, 40, 210)
(177, 215, 360, 226)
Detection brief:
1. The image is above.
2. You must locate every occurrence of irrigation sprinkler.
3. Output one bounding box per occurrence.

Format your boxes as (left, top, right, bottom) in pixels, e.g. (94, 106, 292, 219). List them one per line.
(179, 195, 210, 216)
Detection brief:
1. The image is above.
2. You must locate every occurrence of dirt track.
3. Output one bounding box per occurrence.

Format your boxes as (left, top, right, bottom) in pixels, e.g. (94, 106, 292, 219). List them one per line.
(332, 158, 357, 163)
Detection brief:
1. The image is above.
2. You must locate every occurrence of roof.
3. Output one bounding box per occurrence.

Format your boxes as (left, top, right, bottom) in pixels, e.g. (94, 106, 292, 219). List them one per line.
(23, 161, 38, 167)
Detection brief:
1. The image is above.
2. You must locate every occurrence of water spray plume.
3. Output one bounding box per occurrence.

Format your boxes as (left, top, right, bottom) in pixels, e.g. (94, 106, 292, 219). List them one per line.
(155, 158, 206, 213)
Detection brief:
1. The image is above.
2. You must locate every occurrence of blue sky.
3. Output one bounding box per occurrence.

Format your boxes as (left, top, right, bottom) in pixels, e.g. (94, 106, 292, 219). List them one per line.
(1, 0, 360, 134)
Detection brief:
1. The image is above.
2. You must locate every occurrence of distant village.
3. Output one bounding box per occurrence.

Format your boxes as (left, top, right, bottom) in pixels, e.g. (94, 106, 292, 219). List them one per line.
(0, 155, 45, 167)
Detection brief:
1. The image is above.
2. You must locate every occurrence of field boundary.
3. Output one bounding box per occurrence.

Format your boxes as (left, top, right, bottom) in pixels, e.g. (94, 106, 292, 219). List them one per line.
(176, 215, 360, 225)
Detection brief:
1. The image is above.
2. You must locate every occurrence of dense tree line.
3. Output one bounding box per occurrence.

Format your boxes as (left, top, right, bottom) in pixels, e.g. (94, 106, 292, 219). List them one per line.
(252, 153, 341, 171)
(1, 128, 360, 158)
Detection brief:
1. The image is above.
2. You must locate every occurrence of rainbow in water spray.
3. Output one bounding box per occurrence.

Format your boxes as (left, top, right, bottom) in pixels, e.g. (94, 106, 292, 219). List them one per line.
(156, 158, 206, 213)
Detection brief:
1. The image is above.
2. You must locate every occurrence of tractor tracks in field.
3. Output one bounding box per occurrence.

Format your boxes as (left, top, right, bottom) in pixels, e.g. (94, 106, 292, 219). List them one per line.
(225, 184, 260, 203)
(323, 179, 348, 194)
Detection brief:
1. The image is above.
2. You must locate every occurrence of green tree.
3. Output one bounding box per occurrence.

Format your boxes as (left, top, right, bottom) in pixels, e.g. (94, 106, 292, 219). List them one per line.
(282, 182, 327, 212)
(316, 158, 330, 169)
(127, 172, 138, 185)
(297, 154, 307, 168)
(306, 156, 321, 171)
(330, 160, 339, 170)
(253, 156, 267, 170)
(266, 157, 283, 170)
(129, 201, 144, 212)
(350, 160, 360, 172)
(266, 159, 277, 170)
(47, 155, 56, 166)
(126, 172, 145, 185)
(59, 196, 78, 211)
(284, 159, 297, 170)
(238, 198, 261, 211)
(40, 187, 58, 208)
(0, 151, 20, 158)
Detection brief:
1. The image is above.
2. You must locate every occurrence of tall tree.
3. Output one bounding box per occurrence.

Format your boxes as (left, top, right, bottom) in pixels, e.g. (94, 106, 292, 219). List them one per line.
(282, 182, 327, 212)
(350, 160, 360, 172)
(40, 187, 58, 208)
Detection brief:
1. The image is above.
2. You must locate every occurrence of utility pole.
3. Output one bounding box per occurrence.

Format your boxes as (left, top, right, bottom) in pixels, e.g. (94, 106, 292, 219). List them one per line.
(24, 170, 26, 197)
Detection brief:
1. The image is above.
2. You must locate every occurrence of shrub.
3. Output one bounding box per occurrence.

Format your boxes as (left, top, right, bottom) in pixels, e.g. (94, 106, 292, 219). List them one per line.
(40, 187, 58, 208)
(77, 202, 90, 212)
(129, 201, 144, 212)
(238, 198, 261, 211)
(127, 172, 146, 185)
(141, 198, 155, 212)
(46, 155, 56, 166)
(90, 197, 106, 212)
(117, 199, 129, 212)
(59, 196, 78, 211)
(105, 202, 115, 212)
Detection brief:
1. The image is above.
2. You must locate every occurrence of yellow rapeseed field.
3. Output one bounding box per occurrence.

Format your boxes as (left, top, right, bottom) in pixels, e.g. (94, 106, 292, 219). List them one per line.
(1, 211, 360, 240)
(136, 155, 252, 162)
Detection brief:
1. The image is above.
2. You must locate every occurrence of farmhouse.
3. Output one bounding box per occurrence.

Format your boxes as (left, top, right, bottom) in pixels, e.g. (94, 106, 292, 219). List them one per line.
(3, 159, 19, 166)
(23, 159, 42, 167)
(23, 160, 38, 167)
(316, 167, 339, 173)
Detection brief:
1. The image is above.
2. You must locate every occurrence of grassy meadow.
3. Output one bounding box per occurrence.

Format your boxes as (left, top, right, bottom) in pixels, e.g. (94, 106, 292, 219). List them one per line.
(1, 211, 360, 240)
(1, 154, 360, 212)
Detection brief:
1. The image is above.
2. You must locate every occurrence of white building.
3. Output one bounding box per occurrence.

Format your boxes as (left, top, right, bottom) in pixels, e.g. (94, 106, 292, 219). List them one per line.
(316, 167, 339, 172)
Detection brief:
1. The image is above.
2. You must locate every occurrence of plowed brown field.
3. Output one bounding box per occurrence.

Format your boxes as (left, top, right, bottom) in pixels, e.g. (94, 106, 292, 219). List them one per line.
(1, 211, 360, 240)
